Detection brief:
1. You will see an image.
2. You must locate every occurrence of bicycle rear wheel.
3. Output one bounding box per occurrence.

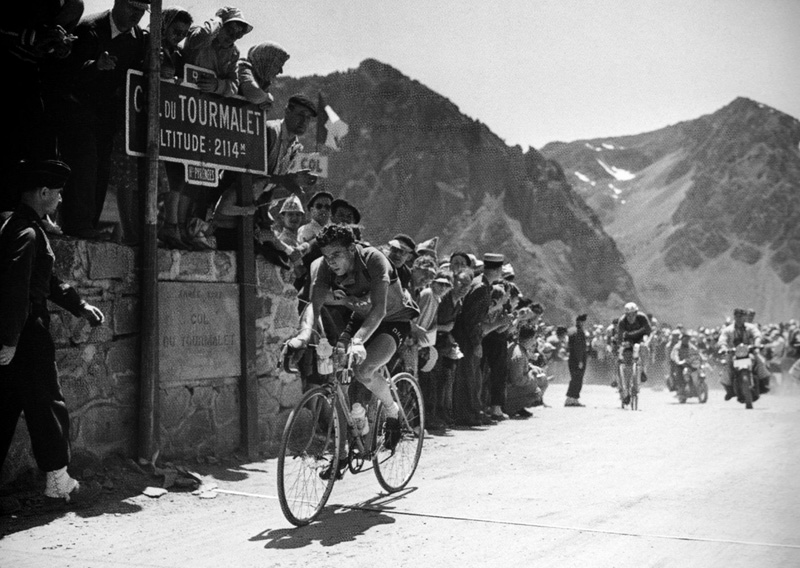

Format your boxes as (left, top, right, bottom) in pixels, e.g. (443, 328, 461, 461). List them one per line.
(277, 387, 341, 526)
(373, 372, 424, 492)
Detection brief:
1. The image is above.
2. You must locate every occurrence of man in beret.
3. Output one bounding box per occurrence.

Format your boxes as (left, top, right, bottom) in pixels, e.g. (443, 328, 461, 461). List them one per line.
(1, 160, 105, 508)
(566, 314, 589, 407)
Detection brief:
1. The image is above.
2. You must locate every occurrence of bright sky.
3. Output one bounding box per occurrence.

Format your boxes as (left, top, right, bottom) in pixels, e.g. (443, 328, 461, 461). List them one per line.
(84, 0, 800, 149)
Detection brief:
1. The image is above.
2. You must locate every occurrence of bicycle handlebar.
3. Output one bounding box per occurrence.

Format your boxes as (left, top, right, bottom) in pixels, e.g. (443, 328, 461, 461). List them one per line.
(279, 340, 356, 377)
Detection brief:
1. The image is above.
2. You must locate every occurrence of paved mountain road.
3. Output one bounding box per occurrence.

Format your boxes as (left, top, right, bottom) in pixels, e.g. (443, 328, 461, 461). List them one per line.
(2, 383, 798, 568)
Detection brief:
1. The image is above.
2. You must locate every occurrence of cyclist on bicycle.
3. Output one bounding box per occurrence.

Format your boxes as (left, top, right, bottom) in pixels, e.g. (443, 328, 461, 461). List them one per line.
(286, 224, 419, 454)
(616, 302, 652, 404)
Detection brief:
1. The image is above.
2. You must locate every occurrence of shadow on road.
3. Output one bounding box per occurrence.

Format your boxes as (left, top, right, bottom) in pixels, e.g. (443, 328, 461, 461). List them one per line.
(250, 506, 395, 548)
(250, 489, 420, 548)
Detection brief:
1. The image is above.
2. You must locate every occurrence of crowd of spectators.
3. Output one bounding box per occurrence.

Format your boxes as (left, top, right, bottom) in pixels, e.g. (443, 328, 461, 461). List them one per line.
(4, 2, 799, 430)
(3, 2, 319, 247)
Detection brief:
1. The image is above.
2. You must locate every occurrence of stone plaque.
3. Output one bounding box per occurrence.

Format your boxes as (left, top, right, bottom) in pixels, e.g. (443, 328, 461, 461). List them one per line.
(159, 282, 240, 382)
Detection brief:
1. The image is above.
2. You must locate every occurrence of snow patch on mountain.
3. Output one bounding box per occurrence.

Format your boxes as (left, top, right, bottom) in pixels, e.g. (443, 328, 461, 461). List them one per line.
(596, 159, 636, 181)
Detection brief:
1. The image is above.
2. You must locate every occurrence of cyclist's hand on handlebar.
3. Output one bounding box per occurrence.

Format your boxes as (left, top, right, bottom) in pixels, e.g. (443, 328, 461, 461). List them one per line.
(348, 340, 367, 364)
(280, 337, 307, 373)
(286, 337, 307, 351)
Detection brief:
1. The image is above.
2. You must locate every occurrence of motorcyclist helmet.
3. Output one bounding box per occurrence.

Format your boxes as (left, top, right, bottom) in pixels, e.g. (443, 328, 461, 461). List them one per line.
(624, 302, 638, 314)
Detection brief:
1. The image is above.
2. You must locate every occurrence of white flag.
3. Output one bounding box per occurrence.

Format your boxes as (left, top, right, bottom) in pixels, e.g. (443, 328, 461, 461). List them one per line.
(323, 105, 349, 151)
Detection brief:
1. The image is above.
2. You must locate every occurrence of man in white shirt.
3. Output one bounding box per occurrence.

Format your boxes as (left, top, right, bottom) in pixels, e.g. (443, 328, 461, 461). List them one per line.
(297, 191, 332, 244)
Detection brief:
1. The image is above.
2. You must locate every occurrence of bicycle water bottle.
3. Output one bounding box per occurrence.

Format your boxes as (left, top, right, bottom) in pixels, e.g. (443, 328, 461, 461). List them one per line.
(316, 338, 333, 375)
(350, 402, 369, 436)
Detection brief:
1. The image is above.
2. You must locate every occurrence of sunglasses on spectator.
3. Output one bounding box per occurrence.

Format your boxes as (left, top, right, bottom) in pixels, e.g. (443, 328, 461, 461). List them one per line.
(313, 203, 331, 210)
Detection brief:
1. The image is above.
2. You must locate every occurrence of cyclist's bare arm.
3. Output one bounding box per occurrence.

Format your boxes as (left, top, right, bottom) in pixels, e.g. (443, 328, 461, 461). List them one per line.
(293, 278, 331, 346)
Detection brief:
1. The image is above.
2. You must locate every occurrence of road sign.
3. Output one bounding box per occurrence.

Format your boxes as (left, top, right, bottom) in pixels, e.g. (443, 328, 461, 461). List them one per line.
(290, 152, 329, 178)
(126, 69, 268, 186)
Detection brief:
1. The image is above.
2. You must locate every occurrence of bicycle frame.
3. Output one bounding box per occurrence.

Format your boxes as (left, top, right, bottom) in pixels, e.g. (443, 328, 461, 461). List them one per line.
(300, 345, 416, 468)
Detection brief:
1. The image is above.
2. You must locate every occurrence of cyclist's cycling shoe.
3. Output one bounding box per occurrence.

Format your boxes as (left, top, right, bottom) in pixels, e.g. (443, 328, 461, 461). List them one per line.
(383, 417, 402, 453)
(320, 456, 349, 481)
(623, 394, 631, 405)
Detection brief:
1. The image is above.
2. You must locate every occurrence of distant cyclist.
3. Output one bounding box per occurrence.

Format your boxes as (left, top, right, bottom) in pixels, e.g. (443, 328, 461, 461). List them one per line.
(616, 302, 652, 402)
(286, 225, 419, 457)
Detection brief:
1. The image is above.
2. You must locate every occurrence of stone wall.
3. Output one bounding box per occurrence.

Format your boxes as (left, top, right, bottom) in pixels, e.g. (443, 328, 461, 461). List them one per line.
(1, 240, 300, 484)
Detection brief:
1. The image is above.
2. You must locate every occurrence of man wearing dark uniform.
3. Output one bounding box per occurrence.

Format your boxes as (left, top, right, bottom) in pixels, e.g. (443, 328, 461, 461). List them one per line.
(1, 160, 104, 507)
(565, 314, 589, 407)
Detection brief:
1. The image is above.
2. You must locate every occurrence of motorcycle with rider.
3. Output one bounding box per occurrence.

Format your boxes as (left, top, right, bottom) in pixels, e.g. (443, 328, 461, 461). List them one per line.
(716, 308, 770, 409)
(670, 332, 709, 403)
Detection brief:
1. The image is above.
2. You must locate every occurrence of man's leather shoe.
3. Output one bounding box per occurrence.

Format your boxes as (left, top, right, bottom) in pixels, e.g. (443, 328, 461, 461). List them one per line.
(44, 480, 102, 509)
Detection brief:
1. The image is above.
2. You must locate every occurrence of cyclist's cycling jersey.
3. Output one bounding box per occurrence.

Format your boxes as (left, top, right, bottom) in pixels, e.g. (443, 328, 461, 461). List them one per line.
(617, 312, 651, 345)
(314, 243, 419, 323)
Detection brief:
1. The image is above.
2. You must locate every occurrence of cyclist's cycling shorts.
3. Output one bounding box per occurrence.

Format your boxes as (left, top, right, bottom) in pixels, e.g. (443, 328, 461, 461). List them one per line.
(360, 320, 411, 349)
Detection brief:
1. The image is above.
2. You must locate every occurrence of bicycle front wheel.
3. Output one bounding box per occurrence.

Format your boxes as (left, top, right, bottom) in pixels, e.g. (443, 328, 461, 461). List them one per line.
(373, 372, 424, 492)
(277, 387, 342, 526)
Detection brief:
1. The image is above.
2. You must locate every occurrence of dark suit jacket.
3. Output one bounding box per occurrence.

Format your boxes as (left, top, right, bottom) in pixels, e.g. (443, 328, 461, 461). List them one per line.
(64, 10, 147, 117)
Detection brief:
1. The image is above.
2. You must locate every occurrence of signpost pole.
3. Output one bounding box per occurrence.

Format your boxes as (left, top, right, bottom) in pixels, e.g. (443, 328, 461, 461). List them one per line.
(238, 175, 260, 459)
(139, 0, 162, 461)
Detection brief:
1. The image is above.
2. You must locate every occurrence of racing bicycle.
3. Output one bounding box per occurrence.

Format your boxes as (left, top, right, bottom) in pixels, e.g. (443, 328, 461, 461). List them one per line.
(276, 335, 425, 526)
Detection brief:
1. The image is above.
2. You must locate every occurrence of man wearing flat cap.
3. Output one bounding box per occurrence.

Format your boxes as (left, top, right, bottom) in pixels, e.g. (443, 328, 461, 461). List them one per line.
(386, 234, 416, 291)
(235, 93, 318, 230)
(211, 94, 318, 260)
(1, 160, 105, 507)
(566, 314, 589, 407)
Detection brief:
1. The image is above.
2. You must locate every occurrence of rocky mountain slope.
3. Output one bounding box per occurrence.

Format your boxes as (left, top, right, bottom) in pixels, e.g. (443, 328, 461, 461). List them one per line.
(270, 59, 639, 322)
(541, 98, 800, 326)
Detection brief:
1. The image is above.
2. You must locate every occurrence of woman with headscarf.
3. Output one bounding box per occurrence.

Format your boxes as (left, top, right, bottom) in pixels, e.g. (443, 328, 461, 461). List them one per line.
(237, 41, 290, 112)
(160, 6, 194, 81)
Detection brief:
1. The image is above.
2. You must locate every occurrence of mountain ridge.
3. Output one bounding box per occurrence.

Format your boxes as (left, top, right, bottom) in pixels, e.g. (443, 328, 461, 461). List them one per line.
(270, 58, 640, 322)
(541, 97, 800, 325)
